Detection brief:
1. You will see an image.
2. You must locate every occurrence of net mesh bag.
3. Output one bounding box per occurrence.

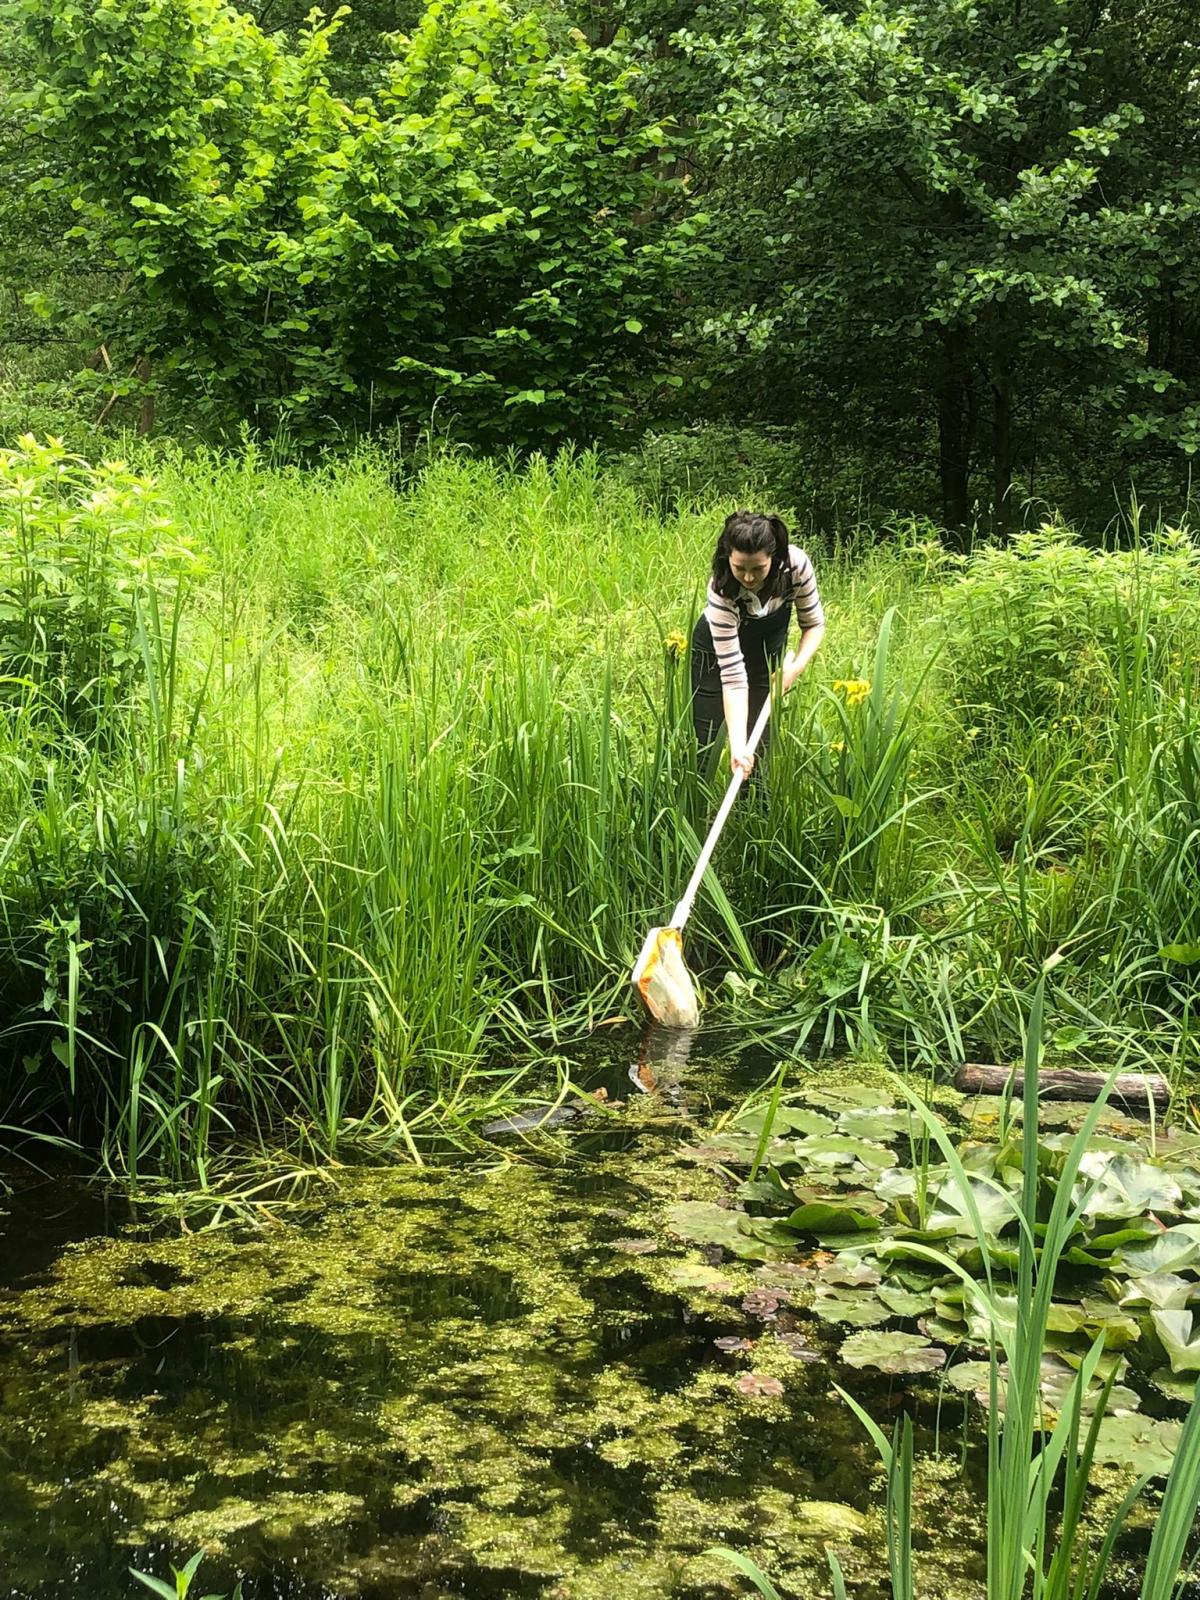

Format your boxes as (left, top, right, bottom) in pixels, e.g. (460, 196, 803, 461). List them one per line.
(631, 926, 700, 1029)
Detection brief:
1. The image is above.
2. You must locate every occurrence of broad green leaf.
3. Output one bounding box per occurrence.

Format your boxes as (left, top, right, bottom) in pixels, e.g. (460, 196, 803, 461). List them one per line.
(839, 1330, 946, 1374)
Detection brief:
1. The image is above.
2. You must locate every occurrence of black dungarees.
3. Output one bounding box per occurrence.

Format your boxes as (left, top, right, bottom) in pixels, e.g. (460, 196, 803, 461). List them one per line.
(690, 598, 792, 773)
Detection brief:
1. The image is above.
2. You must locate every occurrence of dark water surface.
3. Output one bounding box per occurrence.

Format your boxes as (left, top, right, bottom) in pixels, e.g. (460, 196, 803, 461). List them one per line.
(0, 1027, 1152, 1599)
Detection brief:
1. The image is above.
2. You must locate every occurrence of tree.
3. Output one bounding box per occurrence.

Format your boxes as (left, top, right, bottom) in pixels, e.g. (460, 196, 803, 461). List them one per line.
(665, 0, 1200, 531)
(14, 0, 693, 449)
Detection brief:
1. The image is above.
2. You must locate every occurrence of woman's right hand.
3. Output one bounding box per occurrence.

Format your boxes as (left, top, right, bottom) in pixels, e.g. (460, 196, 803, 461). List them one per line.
(730, 747, 754, 780)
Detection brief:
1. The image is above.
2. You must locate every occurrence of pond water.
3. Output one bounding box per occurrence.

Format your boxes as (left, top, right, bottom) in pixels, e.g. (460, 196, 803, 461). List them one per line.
(0, 1027, 1164, 1599)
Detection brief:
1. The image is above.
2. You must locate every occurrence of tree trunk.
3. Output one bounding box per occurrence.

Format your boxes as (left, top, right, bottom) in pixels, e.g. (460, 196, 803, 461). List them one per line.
(136, 355, 154, 436)
(938, 328, 971, 538)
(991, 372, 1014, 528)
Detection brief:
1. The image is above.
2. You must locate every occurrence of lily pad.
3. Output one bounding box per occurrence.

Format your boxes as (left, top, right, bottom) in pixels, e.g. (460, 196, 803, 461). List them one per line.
(813, 1286, 891, 1328)
(1092, 1412, 1183, 1478)
(822, 1257, 883, 1288)
(795, 1134, 898, 1172)
(734, 1105, 836, 1139)
(927, 1173, 1018, 1240)
(875, 1284, 935, 1318)
(837, 1108, 912, 1142)
(664, 1201, 784, 1261)
(784, 1198, 883, 1235)
(839, 1330, 946, 1374)
(1114, 1272, 1197, 1311)
(1119, 1224, 1200, 1276)
(1150, 1367, 1198, 1402)
(800, 1083, 895, 1110)
(735, 1372, 785, 1399)
(1151, 1308, 1200, 1373)
(667, 1261, 735, 1294)
(1077, 1152, 1184, 1219)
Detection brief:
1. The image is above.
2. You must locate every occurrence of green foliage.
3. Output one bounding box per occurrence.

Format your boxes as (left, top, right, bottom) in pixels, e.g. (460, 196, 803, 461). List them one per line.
(666, 0, 1200, 525)
(0, 434, 199, 733)
(14, 0, 686, 447)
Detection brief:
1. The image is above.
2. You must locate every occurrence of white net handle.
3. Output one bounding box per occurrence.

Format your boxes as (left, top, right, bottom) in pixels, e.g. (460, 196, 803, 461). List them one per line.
(669, 694, 772, 932)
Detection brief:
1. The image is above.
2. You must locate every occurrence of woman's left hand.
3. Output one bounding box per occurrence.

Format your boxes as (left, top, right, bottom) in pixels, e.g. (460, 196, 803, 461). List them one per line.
(781, 650, 804, 692)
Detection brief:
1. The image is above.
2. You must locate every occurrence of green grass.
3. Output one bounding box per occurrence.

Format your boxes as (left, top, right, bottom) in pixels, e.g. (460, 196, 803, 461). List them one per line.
(0, 436, 1197, 1178)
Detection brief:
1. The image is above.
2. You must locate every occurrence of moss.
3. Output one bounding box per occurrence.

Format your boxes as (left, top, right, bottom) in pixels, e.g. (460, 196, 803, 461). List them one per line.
(0, 1095, 1016, 1597)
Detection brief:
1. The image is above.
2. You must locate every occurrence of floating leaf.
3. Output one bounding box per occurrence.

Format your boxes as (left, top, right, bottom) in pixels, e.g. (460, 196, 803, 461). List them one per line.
(1151, 1309, 1200, 1373)
(813, 1286, 891, 1328)
(801, 1083, 896, 1110)
(1114, 1272, 1197, 1311)
(734, 1106, 835, 1139)
(837, 1108, 912, 1141)
(822, 1257, 883, 1288)
(927, 1173, 1018, 1239)
(794, 1134, 898, 1172)
(714, 1336, 754, 1353)
(839, 1330, 946, 1374)
(876, 1284, 935, 1318)
(665, 1202, 786, 1261)
(1077, 1151, 1184, 1219)
(778, 1332, 821, 1362)
(667, 1262, 734, 1295)
(735, 1372, 785, 1399)
(611, 1238, 657, 1255)
(1119, 1224, 1200, 1275)
(1092, 1413, 1182, 1478)
(1150, 1367, 1198, 1402)
(784, 1198, 882, 1235)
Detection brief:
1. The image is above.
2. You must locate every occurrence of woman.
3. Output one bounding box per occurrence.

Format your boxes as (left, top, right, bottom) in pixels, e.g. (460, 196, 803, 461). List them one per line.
(691, 510, 826, 778)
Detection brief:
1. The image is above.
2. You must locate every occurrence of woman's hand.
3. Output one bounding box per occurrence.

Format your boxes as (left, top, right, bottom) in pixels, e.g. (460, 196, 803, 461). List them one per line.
(781, 650, 804, 692)
(730, 747, 755, 780)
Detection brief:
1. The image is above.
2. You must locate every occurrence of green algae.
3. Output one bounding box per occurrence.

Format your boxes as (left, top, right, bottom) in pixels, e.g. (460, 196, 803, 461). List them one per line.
(0, 1059, 1008, 1599)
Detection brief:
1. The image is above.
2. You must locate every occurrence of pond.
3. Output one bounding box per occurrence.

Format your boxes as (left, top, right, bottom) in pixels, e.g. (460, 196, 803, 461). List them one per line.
(0, 1028, 1179, 1599)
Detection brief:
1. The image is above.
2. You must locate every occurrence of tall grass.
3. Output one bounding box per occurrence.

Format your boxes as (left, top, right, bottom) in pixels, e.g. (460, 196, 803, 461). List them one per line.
(0, 437, 1197, 1175)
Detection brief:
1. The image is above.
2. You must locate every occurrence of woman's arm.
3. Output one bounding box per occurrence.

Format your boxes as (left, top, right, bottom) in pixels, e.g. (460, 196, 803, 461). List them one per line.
(721, 684, 752, 778)
(782, 622, 825, 691)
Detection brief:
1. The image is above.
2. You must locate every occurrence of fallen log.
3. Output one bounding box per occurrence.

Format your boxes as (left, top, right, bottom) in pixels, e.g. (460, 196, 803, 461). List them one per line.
(955, 1064, 1170, 1113)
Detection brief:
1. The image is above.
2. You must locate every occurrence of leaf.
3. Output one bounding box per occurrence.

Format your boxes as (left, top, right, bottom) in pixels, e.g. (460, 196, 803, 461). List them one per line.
(623, 318, 644, 333)
(926, 1172, 1018, 1239)
(130, 1575, 179, 1600)
(1160, 943, 1200, 965)
(784, 1198, 883, 1235)
(1113, 1272, 1196, 1311)
(875, 1284, 935, 1317)
(837, 1107, 912, 1141)
(822, 1257, 883, 1287)
(667, 1262, 735, 1294)
(839, 1330, 946, 1374)
(664, 1202, 783, 1261)
(795, 1134, 898, 1171)
(813, 1286, 891, 1328)
(610, 1237, 657, 1255)
(714, 1336, 754, 1353)
(1076, 1151, 1184, 1218)
(1119, 1224, 1200, 1275)
(1151, 1309, 1200, 1373)
(735, 1372, 785, 1398)
(735, 1105, 835, 1139)
(1092, 1412, 1183, 1478)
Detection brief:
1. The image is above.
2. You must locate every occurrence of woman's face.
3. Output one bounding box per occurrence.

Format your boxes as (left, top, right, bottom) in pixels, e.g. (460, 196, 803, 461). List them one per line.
(729, 548, 772, 592)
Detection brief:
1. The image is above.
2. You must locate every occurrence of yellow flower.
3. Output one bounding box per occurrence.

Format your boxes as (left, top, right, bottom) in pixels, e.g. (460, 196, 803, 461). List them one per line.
(832, 678, 871, 708)
(829, 739, 845, 755)
(664, 629, 687, 660)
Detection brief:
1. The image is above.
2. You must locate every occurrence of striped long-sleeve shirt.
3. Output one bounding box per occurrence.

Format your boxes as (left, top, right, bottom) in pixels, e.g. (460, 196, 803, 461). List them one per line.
(704, 545, 824, 689)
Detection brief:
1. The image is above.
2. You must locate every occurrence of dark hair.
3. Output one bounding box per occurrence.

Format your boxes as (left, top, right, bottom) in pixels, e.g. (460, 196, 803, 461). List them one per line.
(711, 510, 792, 603)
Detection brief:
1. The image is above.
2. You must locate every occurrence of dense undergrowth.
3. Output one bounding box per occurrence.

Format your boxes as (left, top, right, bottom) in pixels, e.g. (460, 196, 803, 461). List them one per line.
(0, 434, 1197, 1180)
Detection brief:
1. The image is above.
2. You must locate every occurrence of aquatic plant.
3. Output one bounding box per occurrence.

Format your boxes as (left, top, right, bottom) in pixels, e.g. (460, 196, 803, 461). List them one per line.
(0, 439, 1197, 1175)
